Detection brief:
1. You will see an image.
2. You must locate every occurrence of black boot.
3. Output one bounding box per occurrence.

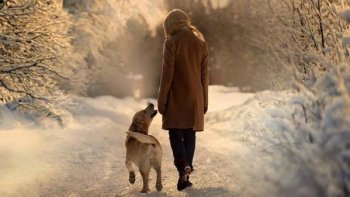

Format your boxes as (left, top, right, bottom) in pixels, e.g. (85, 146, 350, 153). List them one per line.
(177, 173, 190, 191)
(175, 159, 193, 191)
(185, 176, 193, 187)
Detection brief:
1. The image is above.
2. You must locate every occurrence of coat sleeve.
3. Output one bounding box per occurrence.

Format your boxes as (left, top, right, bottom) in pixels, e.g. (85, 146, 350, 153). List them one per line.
(158, 38, 176, 115)
(201, 42, 209, 114)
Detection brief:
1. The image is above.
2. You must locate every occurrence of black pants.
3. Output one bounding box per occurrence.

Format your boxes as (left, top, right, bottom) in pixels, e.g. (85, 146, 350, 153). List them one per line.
(168, 128, 196, 171)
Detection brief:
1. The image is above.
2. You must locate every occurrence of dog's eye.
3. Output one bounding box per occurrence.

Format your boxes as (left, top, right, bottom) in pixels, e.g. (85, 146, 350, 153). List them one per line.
(142, 110, 146, 113)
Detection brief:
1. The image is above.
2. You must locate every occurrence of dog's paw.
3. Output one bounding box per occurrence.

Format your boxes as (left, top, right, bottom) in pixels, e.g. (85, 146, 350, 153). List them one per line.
(156, 182, 163, 191)
(140, 188, 150, 193)
(129, 172, 135, 184)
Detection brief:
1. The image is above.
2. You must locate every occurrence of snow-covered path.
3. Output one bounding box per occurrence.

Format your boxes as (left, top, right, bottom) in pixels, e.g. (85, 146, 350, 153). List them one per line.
(0, 86, 291, 197)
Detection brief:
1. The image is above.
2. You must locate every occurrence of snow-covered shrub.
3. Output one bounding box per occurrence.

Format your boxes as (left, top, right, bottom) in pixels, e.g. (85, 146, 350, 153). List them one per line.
(260, 0, 350, 196)
(266, 65, 350, 196)
(0, 0, 76, 125)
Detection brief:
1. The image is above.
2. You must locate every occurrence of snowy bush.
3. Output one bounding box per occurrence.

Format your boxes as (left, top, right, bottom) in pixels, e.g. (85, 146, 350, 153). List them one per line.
(266, 66, 350, 196)
(262, 0, 350, 196)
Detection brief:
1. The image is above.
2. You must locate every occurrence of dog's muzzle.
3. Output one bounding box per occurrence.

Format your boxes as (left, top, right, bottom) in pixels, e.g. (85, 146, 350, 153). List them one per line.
(151, 110, 158, 118)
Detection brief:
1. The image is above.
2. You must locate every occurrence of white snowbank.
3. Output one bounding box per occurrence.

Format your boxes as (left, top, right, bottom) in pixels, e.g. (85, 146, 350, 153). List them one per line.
(208, 85, 255, 112)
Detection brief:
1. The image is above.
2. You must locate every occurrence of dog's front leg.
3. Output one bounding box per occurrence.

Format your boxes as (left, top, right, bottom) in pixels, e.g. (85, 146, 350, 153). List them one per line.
(139, 167, 150, 193)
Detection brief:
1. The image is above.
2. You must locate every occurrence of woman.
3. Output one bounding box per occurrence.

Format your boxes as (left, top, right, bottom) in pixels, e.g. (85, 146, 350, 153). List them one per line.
(158, 9, 209, 191)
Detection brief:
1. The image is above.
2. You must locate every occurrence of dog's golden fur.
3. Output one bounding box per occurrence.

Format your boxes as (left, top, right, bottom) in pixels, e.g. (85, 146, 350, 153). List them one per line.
(125, 104, 162, 193)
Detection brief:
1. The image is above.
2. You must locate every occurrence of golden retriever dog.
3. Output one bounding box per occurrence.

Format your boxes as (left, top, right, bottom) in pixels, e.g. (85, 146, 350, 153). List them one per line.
(125, 103, 162, 193)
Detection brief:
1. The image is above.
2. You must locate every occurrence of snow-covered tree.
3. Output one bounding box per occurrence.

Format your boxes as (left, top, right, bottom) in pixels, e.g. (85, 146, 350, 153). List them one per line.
(0, 0, 74, 123)
(164, 0, 292, 91)
(63, 0, 165, 97)
(267, 0, 350, 82)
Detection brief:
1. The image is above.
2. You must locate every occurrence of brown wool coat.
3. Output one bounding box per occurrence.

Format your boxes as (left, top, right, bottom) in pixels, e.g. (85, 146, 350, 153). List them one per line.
(157, 28, 209, 131)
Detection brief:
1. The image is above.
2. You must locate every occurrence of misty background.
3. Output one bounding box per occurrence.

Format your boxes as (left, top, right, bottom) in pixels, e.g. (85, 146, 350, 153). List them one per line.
(62, 0, 291, 98)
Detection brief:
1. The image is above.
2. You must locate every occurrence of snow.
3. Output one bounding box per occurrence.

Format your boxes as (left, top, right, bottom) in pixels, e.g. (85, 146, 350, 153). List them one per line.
(0, 86, 292, 197)
(207, 85, 255, 112)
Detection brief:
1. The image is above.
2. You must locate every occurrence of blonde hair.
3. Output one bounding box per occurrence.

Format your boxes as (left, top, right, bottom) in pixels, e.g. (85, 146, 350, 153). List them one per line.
(163, 9, 204, 41)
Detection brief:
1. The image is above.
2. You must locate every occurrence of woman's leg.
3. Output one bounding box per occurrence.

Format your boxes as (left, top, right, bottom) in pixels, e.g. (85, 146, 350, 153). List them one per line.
(168, 129, 188, 172)
(169, 129, 194, 190)
(183, 129, 196, 170)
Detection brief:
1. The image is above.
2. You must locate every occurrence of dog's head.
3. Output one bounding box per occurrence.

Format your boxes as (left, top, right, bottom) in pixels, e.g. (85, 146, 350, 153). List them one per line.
(128, 103, 158, 134)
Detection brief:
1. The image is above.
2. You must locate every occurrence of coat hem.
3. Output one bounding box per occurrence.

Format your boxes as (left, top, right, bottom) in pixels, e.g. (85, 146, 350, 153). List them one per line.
(162, 126, 204, 132)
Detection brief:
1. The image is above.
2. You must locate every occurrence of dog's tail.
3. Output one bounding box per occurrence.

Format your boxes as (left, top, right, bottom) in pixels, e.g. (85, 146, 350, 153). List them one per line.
(126, 131, 159, 144)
